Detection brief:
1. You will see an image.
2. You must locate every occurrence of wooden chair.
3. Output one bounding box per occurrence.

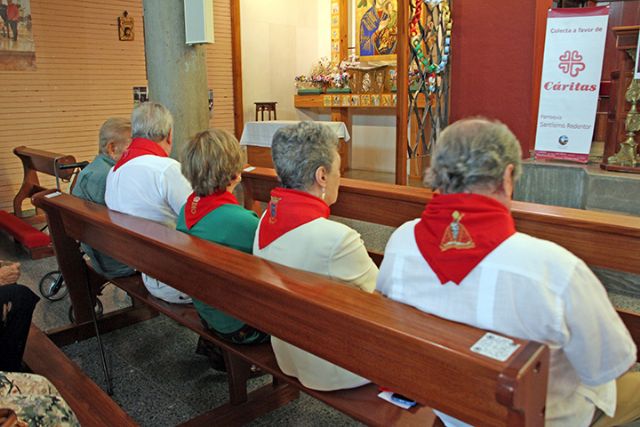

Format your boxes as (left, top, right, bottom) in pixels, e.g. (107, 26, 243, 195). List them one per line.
(254, 102, 277, 121)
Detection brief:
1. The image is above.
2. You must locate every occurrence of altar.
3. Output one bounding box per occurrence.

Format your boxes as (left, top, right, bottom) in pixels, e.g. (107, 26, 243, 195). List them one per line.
(240, 120, 351, 173)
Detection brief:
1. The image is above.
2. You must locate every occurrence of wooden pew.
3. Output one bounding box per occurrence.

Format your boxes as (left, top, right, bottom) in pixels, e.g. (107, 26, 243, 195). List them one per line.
(241, 167, 640, 358)
(33, 191, 550, 427)
(13, 146, 77, 222)
(23, 324, 137, 427)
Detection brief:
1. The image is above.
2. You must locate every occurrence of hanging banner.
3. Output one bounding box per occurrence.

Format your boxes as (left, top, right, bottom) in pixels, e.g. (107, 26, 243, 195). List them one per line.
(534, 6, 609, 163)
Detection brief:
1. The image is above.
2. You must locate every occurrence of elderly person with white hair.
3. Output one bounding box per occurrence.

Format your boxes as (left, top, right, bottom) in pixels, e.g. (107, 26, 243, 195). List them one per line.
(72, 117, 134, 278)
(377, 118, 639, 427)
(105, 102, 192, 303)
(253, 121, 378, 391)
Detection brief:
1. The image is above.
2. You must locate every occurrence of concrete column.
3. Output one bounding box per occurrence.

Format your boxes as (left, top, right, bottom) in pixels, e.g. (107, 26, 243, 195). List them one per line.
(142, 0, 209, 158)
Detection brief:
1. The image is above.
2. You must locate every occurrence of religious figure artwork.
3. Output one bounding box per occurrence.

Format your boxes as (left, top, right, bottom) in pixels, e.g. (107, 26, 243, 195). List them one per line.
(0, 0, 37, 71)
(356, 0, 398, 61)
(439, 211, 475, 251)
(118, 11, 134, 41)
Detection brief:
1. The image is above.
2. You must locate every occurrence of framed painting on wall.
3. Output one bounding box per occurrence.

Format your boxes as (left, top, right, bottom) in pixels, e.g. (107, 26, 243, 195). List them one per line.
(356, 0, 398, 62)
(0, 0, 37, 71)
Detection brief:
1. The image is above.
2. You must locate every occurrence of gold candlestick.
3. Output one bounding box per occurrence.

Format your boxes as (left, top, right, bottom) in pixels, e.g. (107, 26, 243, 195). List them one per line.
(608, 50, 640, 167)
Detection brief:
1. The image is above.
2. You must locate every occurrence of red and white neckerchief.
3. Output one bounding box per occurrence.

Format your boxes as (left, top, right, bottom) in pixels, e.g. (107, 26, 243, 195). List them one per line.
(414, 193, 515, 285)
(113, 137, 167, 171)
(183, 190, 239, 230)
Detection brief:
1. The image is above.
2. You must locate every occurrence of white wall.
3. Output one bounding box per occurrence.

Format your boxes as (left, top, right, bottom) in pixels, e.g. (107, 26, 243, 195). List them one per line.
(240, 0, 396, 173)
(240, 0, 331, 121)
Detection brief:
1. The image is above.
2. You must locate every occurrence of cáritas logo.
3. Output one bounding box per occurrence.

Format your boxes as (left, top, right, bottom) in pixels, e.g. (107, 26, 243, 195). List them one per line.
(558, 50, 586, 77)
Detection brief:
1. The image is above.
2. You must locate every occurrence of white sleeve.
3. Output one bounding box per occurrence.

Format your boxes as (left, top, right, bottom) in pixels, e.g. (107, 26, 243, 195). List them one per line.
(561, 260, 637, 386)
(328, 228, 378, 293)
(162, 162, 192, 216)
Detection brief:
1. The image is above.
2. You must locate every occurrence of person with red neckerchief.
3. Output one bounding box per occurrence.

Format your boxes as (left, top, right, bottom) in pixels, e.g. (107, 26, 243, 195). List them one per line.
(105, 102, 192, 304)
(377, 118, 639, 427)
(253, 121, 378, 391)
(176, 129, 268, 370)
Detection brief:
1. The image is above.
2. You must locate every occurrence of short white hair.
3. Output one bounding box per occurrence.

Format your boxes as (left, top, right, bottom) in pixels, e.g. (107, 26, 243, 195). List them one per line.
(131, 102, 173, 142)
(98, 118, 130, 155)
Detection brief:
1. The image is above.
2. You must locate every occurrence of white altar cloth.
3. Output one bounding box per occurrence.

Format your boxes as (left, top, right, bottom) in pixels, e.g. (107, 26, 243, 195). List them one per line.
(240, 120, 350, 147)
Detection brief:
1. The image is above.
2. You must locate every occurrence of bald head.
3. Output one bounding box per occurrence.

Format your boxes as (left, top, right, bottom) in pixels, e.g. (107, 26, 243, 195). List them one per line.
(426, 118, 522, 194)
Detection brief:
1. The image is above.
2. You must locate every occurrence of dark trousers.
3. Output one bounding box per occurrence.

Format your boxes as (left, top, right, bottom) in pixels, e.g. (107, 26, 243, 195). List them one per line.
(8, 20, 17, 41)
(0, 284, 39, 371)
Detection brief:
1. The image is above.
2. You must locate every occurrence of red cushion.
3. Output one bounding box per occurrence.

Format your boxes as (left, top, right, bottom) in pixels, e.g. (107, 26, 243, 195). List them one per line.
(0, 210, 51, 248)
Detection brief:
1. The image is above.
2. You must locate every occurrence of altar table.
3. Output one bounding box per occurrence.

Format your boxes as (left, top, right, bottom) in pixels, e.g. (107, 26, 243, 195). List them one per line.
(240, 120, 351, 172)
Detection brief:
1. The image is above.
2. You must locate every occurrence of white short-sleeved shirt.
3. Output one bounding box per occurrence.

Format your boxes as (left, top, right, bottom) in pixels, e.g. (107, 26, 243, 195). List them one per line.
(105, 154, 193, 303)
(377, 219, 636, 427)
(253, 216, 378, 391)
(105, 155, 191, 228)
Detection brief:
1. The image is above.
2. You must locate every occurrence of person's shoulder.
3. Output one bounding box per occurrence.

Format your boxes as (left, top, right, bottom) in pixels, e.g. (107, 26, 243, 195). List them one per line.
(508, 232, 579, 263)
(385, 218, 421, 248)
(120, 155, 179, 173)
(314, 217, 358, 236)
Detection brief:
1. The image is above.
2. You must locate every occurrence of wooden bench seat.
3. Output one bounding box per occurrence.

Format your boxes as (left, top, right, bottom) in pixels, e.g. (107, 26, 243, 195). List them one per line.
(34, 191, 549, 426)
(23, 324, 137, 427)
(111, 274, 441, 426)
(0, 210, 52, 259)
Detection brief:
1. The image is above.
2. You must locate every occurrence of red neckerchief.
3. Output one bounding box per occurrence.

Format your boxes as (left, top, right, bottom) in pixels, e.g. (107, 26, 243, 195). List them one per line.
(258, 187, 330, 249)
(113, 137, 167, 171)
(414, 193, 515, 285)
(184, 190, 239, 230)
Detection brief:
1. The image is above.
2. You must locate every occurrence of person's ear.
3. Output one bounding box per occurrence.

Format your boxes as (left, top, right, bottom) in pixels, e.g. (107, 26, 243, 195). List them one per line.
(315, 165, 328, 189)
(167, 129, 173, 146)
(502, 164, 515, 199)
(105, 141, 117, 159)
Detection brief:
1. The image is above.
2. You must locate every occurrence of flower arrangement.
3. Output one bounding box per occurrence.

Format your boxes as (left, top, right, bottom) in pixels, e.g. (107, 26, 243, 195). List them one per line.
(295, 58, 350, 92)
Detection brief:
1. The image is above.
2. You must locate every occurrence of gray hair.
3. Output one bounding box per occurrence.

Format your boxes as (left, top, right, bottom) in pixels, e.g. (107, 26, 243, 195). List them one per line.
(131, 102, 173, 142)
(271, 121, 339, 191)
(426, 118, 522, 194)
(98, 117, 131, 155)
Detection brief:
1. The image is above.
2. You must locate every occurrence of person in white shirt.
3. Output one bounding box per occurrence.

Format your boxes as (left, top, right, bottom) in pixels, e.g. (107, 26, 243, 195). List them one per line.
(253, 121, 378, 391)
(377, 118, 639, 427)
(105, 102, 192, 304)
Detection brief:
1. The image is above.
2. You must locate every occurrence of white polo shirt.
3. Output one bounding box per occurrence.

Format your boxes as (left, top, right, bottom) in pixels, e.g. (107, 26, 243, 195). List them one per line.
(253, 216, 378, 391)
(105, 155, 191, 228)
(105, 154, 192, 303)
(378, 219, 636, 427)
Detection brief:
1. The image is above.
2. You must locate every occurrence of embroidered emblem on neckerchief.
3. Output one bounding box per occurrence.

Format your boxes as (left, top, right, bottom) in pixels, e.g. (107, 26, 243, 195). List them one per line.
(190, 196, 201, 214)
(268, 196, 281, 224)
(439, 210, 475, 251)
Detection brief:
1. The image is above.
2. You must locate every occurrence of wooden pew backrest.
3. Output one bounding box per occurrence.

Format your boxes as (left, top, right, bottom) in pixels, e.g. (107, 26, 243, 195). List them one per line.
(242, 167, 640, 276)
(13, 146, 77, 219)
(242, 167, 640, 361)
(34, 192, 549, 427)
